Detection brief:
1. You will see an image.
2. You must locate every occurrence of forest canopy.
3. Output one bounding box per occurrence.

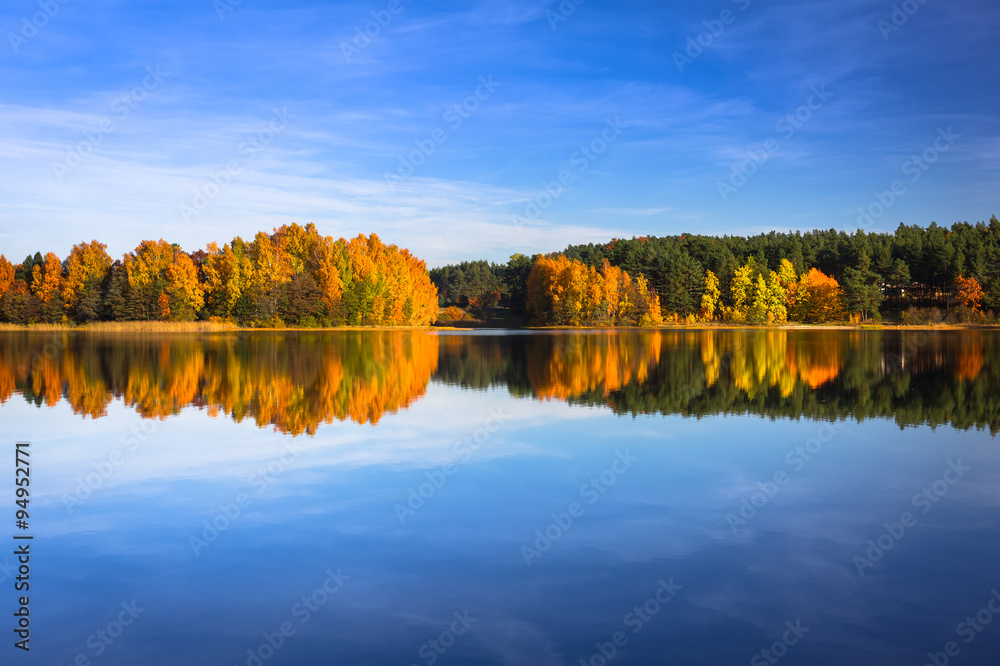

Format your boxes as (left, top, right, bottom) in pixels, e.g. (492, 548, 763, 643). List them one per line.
(4, 219, 999, 328)
(0, 224, 439, 327)
(430, 219, 1000, 325)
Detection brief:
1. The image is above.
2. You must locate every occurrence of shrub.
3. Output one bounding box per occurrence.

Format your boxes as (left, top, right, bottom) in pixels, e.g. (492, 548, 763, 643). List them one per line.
(437, 306, 467, 322)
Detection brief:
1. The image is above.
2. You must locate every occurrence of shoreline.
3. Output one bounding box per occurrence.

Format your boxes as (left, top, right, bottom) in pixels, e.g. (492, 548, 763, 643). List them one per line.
(1, 322, 998, 333)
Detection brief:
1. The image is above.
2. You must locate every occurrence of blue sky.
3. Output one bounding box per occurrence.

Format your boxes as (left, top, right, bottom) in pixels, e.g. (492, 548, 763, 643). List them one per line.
(1, 0, 998, 267)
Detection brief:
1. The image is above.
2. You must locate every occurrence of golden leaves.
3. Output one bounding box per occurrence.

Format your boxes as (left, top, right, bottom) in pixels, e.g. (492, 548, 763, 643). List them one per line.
(31, 252, 63, 303)
(62, 241, 112, 308)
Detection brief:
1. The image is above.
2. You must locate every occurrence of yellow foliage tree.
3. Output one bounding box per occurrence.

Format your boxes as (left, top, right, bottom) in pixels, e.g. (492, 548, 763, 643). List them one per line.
(633, 274, 664, 326)
(528, 255, 662, 327)
(766, 271, 788, 324)
(124, 240, 204, 321)
(777, 259, 798, 313)
(165, 251, 204, 321)
(62, 241, 112, 309)
(340, 233, 438, 326)
(202, 242, 252, 319)
(699, 270, 720, 322)
(728, 259, 756, 322)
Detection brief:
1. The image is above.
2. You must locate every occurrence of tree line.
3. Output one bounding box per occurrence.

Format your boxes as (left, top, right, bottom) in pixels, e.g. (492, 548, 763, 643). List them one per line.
(0, 224, 439, 327)
(433, 331, 1000, 434)
(430, 219, 1000, 325)
(0, 331, 437, 432)
(4, 329, 996, 435)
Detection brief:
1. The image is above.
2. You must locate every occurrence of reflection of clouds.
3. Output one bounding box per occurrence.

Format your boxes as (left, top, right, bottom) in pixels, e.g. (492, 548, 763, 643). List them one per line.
(7, 379, 1000, 664)
(24, 385, 609, 512)
(473, 618, 565, 666)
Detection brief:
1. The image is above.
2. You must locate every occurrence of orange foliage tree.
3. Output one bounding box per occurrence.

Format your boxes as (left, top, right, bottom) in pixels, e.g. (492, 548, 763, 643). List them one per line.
(31, 252, 63, 304)
(955, 275, 983, 310)
(0, 255, 14, 300)
(124, 240, 205, 321)
(791, 268, 844, 323)
(199, 225, 438, 327)
(1, 225, 437, 327)
(527, 255, 662, 326)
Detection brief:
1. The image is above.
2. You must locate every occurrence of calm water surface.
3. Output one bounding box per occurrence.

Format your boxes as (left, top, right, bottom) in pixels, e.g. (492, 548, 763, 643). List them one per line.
(1, 329, 998, 665)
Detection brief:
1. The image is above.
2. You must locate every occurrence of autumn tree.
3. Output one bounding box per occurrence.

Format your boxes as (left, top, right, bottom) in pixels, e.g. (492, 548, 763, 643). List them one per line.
(748, 271, 788, 324)
(31, 252, 63, 303)
(954, 275, 983, 310)
(631, 274, 663, 326)
(527, 255, 663, 326)
(0, 280, 37, 324)
(599, 259, 633, 324)
(30, 252, 65, 322)
(201, 241, 253, 320)
(728, 258, 756, 322)
(766, 271, 788, 324)
(793, 268, 844, 323)
(699, 270, 721, 322)
(165, 251, 204, 320)
(63, 241, 112, 322)
(124, 240, 204, 320)
(776, 259, 798, 312)
(526, 255, 600, 326)
(0, 256, 13, 301)
(339, 233, 438, 326)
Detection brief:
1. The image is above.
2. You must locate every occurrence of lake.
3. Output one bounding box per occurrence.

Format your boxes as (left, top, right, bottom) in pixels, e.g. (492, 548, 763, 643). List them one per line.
(2, 329, 998, 666)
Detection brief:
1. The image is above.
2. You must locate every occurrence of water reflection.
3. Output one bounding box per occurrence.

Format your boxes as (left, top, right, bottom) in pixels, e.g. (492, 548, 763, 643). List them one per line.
(1, 329, 997, 433)
(0, 332, 438, 434)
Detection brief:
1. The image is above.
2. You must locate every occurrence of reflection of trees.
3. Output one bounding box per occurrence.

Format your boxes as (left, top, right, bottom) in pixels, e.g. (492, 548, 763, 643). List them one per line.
(432, 330, 999, 434)
(1, 330, 997, 434)
(527, 332, 662, 400)
(0, 332, 438, 434)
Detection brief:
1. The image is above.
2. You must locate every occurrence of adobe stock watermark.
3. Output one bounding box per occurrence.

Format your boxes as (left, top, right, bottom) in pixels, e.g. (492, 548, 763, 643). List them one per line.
(545, 0, 586, 30)
(0, 557, 15, 585)
(852, 459, 970, 576)
(726, 420, 846, 533)
(511, 118, 627, 234)
(340, 0, 412, 62)
(393, 407, 509, 524)
(62, 420, 160, 514)
(408, 610, 477, 666)
(189, 437, 308, 556)
(178, 107, 294, 224)
(717, 85, 833, 202)
(922, 588, 1000, 666)
(52, 66, 166, 181)
(673, 0, 752, 73)
(233, 568, 349, 666)
(384, 76, 502, 192)
(578, 578, 682, 666)
(214, 0, 244, 21)
(878, 0, 932, 41)
(51, 600, 145, 663)
(853, 127, 959, 231)
(749, 620, 810, 666)
(520, 449, 638, 567)
(7, 0, 72, 54)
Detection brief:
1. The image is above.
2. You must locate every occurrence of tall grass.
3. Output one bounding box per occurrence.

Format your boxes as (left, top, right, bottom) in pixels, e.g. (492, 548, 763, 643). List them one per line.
(0, 321, 239, 332)
(0, 323, 68, 331)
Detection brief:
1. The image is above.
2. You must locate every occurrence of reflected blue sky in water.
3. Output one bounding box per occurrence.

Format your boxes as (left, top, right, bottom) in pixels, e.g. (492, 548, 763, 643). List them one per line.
(5, 375, 1000, 665)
